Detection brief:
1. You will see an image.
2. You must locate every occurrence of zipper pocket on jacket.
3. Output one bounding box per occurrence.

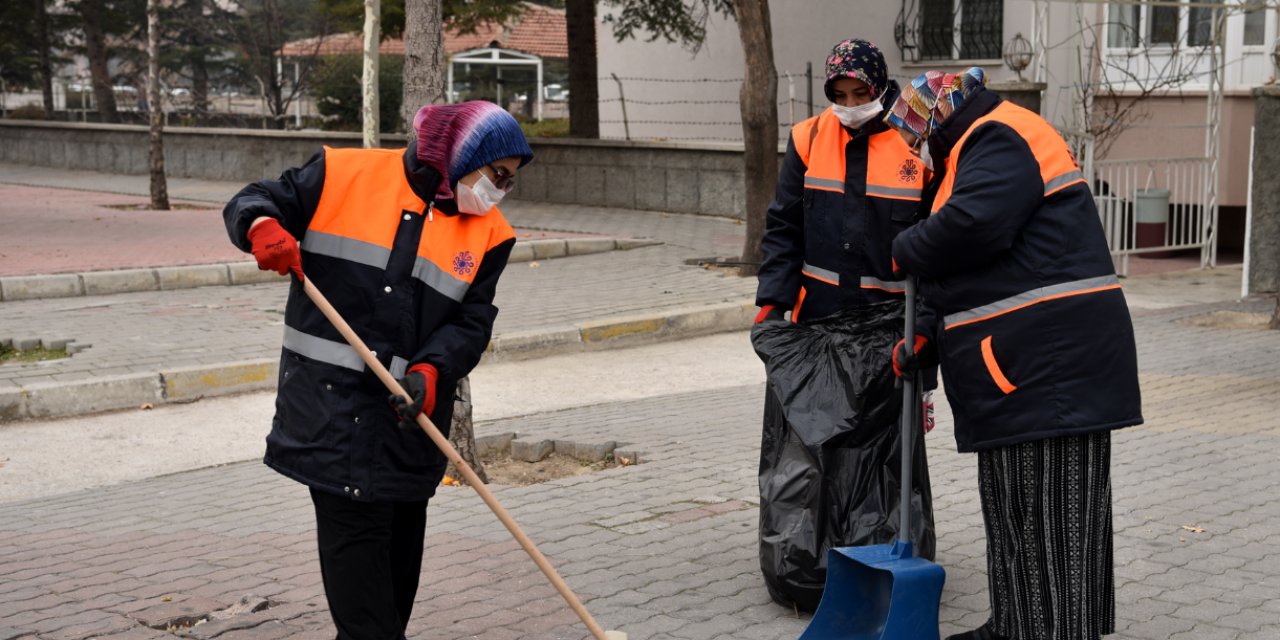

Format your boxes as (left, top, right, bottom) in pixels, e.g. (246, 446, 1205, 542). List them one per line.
(980, 335, 1017, 395)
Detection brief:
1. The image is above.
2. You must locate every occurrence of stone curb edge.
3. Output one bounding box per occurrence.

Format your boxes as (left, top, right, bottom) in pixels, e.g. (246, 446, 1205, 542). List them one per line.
(0, 237, 661, 302)
(0, 299, 753, 423)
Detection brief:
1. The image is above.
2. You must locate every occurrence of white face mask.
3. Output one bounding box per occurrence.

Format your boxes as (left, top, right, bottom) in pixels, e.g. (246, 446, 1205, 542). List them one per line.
(455, 174, 505, 215)
(919, 139, 935, 172)
(831, 100, 884, 129)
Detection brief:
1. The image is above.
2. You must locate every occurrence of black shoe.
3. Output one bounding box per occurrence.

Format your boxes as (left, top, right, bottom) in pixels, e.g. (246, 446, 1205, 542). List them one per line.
(945, 623, 1010, 640)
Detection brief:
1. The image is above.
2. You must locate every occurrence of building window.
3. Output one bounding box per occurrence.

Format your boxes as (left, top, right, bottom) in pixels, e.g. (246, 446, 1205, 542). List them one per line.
(1107, 4, 1141, 48)
(1244, 6, 1266, 46)
(1187, 7, 1218, 47)
(897, 0, 1003, 62)
(960, 0, 1003, 59)
(1107, 2, 1246, 49)
(1148, 3, 1180, 44)
(919, 0, 956, 61)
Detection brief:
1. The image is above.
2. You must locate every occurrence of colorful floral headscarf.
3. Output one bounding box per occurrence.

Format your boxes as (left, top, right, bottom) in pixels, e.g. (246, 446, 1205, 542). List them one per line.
(883, 67, 987, 143)
(824, 39, 889, 101)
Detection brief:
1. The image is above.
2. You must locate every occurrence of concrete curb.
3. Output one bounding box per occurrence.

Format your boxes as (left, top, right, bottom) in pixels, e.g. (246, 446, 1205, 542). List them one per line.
(0, 237, 661, 302)
(0, 298, 753, 423)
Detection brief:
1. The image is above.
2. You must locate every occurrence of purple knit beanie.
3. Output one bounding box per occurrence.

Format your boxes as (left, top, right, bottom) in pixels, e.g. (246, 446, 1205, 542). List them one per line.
(413, 101, 534, 200)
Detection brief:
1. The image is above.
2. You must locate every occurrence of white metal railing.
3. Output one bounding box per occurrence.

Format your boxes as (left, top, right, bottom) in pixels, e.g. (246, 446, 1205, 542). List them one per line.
(1091, 156, 1215, 276)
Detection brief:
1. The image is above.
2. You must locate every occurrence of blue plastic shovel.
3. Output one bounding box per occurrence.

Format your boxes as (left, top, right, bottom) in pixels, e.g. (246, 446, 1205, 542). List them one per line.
(798, 277, 945, 640)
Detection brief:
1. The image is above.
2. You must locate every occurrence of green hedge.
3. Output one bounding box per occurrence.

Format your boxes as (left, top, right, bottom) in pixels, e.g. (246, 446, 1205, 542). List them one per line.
(312, 54, 404, 133)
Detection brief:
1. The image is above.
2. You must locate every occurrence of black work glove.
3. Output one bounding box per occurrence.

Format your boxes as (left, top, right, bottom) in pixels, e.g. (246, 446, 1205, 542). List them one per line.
(891, 258, 906, 280)
(388, 363, 437, 429)
(893, 336, 937, 378)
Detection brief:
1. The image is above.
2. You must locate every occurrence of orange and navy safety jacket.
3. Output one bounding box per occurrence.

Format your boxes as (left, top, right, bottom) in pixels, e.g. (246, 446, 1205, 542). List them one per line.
(892, 87, 1142, 452)
(224, 142, 517, 502)
(756, 85, 926, 323)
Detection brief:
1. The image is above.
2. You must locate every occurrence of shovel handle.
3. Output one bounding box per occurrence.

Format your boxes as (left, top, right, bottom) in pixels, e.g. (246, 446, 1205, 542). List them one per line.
(301, 277, 610, 640)
(899, 277, 916, 545)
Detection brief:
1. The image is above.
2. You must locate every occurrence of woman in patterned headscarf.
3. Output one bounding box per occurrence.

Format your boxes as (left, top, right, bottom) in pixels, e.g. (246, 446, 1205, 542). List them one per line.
(885, 68, 1141, 640)
(755, 38, 924, 324)
(752, 38, 938, 611)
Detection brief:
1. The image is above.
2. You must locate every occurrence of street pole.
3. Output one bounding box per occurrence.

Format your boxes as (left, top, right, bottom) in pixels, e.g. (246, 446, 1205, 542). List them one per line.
(806, 61, 813, 118)
(362, 0, 380, 148)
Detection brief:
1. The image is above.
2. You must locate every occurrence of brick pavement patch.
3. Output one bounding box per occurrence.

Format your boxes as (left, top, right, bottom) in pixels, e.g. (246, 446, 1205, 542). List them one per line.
(1178, 309, 1273, 330)
(131, 595, 226, 630)
(0, 236, 655, 302)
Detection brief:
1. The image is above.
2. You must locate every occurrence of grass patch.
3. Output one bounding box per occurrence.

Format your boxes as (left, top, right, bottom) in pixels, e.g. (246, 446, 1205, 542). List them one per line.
(0, 345, 69, 365)
(520, 118, 570, 138)
(101, 202, 212, 211)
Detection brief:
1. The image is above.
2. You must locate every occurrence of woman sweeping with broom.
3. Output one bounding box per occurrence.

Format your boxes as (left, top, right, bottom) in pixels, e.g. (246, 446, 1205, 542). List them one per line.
(885, 68, 1143, 640)
(224, 101, 532, 640)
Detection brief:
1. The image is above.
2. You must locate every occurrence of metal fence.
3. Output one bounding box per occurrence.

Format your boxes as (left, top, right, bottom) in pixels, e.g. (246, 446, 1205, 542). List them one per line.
(1092, 155, 1216, 275)
(1058, 128, 1217, 276)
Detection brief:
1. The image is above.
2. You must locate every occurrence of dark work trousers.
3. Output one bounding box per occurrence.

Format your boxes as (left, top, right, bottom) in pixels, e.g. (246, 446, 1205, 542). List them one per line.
(310, 488, 429, 640)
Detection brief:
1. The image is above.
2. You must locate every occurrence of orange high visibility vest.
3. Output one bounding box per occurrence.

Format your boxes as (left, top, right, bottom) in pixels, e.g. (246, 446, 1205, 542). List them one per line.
(931, 101, 1086, 213)
(307, 146, 514, 299)
(792, 109, 925, 203)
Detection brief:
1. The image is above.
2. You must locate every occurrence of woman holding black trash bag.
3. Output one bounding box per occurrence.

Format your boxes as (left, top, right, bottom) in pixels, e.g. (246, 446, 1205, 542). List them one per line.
(751, 38, 936, 612)
(885, 68, 1142, 640)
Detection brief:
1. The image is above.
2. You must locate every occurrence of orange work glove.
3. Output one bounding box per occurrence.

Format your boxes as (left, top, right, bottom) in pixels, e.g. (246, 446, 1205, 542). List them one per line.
(247, 218, 303, 280)
(754, 305, 786, 324)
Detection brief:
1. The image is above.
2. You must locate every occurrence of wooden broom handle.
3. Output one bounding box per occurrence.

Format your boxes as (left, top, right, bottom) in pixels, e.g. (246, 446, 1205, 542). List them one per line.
(301, 277, 609, 640)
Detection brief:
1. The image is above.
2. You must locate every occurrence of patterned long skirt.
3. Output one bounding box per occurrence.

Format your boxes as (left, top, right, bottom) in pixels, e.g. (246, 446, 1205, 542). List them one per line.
(978, 431, 1115, 640)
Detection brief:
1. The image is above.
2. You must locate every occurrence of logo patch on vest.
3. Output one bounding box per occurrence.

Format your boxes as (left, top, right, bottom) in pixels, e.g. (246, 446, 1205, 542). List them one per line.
(452, 251, 476, 277)
(898, 159, 920, 183)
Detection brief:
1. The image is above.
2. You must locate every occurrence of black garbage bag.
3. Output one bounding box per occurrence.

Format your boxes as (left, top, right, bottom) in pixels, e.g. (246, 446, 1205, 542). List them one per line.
(752, 301, 936, 612)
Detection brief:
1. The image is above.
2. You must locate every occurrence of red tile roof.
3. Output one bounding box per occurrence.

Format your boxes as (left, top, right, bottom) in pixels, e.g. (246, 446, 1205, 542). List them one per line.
(279, 3, 566, 59)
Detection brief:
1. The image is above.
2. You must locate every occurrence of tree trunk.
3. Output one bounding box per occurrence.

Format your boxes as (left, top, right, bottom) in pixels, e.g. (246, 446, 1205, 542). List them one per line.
(565, 0, 598, 138)
(37, 0, 54, 117)
(187, 0, 209, 113)
(1271, 294, 1280, 331)
(147, 0, 169, 210)
(444, 376, 489, 484)
(362, 0, 380, 147)
(192, 59, 209, 114)
(733, 0, 777, 275)
(81, 0, 120, 123)
(401, 0, 445, 135)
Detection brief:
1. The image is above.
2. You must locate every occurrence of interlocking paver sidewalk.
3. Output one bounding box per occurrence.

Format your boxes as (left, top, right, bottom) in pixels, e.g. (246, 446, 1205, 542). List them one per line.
(0, 297, 1277, 639)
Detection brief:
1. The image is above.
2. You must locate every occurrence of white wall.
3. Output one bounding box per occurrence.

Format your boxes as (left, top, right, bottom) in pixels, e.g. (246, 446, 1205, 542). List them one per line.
(595, 0, 1028, 143)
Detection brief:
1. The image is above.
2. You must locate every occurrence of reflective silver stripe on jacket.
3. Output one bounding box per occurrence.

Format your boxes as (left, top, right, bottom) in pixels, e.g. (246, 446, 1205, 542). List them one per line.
(1044, 169, 1086, 195)
(412, 257, 470, 302)
(300, 230, 391, 270)
(866, 184, 922, 199)
(801, 262, 840, 285)
(943, 275, 1121, 329)
(803, 176, 845, 192)
(283, 326, 365, 372)
(389, 356, 408, 379)
(860, 276, 906, 292)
